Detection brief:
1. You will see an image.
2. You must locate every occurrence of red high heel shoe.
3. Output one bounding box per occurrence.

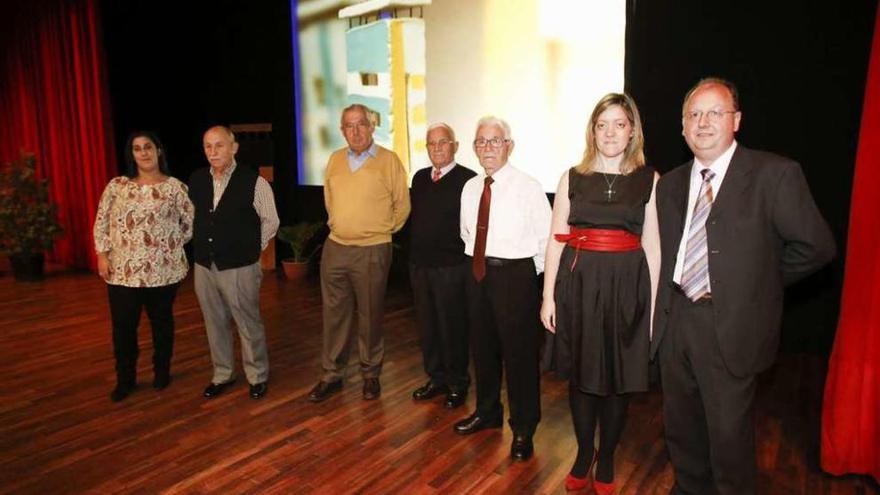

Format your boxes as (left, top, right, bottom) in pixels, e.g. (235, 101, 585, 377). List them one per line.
(593, 479, 616, 495)
(564, 473, 589, 491)
(564, 449, 598, 491)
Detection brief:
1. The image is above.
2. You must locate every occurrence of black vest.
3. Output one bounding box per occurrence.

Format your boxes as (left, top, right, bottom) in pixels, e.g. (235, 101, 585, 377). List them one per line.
(409, 164, 476, 267)
(188, 165, 261, 270)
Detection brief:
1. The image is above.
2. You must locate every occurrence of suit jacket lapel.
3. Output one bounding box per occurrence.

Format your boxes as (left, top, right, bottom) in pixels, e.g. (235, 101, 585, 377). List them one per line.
(669, 161, 692, 246)
(709, 146, 753, 221)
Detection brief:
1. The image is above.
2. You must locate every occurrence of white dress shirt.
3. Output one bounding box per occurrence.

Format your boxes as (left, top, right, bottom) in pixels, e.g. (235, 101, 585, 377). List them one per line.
(672, 141, 738, 287)
(460, 163, 552, 273)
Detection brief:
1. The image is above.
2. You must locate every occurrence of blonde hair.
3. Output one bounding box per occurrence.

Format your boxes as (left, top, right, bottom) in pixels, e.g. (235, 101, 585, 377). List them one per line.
(575, 93, 646, 175)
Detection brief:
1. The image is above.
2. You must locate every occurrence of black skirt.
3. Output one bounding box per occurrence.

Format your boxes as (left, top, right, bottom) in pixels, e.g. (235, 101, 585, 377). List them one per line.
(544, 245, 651, 395)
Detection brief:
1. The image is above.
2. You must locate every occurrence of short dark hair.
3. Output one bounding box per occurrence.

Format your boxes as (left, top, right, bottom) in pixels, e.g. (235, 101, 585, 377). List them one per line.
(682, 77, 740, 113)
(123, 131, 170, 178)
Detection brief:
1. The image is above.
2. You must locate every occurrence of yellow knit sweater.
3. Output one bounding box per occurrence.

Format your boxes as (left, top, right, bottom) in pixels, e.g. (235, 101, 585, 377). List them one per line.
(323, 145, 411, 246)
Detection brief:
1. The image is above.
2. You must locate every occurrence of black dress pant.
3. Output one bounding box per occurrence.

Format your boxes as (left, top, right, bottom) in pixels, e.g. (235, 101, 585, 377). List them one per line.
(107, 283, 180, 385)
(409, 262, 470, 392)
(466, 257, 542, 436)
(659, 289, 757, 495)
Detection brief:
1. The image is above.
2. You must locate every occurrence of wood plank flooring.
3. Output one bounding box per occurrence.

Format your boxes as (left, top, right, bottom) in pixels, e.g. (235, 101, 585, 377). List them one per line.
(0, 270, 876, 494)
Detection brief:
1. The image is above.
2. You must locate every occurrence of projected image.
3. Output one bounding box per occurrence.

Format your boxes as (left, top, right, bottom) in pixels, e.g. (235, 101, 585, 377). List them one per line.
(293, 0, 626, 191)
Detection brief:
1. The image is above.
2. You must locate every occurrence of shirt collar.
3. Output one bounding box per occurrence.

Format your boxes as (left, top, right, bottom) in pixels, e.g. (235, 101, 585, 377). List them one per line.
(209, 160, 237, 179)
(347, 142, 377, 159)
(484, 162, 513, 183)
(693, 140, 737, 177)
(433, 161, 456, 176)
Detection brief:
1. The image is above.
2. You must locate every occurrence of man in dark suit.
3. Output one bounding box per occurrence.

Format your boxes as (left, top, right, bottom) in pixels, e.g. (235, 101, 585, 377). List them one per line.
(409, 123, 476, 409)
(651, 78, 836, 494)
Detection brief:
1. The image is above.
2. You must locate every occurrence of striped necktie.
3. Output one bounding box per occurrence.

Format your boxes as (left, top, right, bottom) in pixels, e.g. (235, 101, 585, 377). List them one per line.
(680, 169, 715, 301)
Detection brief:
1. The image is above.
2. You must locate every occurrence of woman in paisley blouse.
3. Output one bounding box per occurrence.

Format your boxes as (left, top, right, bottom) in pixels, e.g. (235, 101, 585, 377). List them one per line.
(93, 131, 194, 402)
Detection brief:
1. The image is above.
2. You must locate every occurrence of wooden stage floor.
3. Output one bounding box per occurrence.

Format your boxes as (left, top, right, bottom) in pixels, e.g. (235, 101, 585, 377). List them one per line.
(0, 270, 876, 494)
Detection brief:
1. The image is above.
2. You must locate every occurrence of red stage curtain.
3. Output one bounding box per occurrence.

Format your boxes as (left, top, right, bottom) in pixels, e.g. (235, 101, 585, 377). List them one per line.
(821, 7, 880, 484)
(0, 0, 115, 270)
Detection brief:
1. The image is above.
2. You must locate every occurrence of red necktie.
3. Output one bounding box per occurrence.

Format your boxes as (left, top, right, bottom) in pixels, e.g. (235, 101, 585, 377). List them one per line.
(472, 176, 494, 282)
(432, 168, 442, 182)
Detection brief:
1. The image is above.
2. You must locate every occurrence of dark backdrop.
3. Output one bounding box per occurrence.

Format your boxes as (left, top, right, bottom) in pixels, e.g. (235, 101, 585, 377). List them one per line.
(100, 0, 878, 353)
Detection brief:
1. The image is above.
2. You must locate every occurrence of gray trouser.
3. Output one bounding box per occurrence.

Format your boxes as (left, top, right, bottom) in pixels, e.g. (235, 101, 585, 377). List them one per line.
(194, 262, 269, 384)
(319, 239, 392, 382)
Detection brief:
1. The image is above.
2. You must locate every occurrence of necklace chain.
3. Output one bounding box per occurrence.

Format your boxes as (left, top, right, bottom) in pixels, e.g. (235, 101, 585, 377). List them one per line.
(601, 172, 619, 202)
(597, 156, 622, 202)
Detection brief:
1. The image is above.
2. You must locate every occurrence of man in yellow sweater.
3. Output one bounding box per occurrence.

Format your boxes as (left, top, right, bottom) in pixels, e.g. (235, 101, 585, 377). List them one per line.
(308, 103, 411, 402)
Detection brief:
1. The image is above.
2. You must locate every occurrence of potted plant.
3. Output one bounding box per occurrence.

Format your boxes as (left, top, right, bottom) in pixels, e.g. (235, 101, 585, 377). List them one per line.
(276, 221, 325, 279)
(0, 153, 64, 281)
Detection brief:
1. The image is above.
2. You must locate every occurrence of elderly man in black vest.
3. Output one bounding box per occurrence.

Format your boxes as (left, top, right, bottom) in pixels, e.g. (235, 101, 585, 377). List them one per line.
(409, 123, 476, 409)
(189, 126, 279, 400)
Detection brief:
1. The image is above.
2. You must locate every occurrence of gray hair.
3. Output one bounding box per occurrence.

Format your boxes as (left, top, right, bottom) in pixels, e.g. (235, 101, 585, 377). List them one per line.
(475, 115, 512, 140)
(341, 103, 376, 128)
(426, 122, 456, 142)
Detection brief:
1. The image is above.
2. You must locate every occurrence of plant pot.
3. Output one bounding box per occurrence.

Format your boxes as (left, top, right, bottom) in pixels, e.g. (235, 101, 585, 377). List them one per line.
(9, 252, 45, 282)
(281, 259, 309, 279)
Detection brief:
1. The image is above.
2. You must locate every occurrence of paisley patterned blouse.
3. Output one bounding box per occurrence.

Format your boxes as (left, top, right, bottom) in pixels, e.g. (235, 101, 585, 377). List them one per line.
(93, 176, 194, 287)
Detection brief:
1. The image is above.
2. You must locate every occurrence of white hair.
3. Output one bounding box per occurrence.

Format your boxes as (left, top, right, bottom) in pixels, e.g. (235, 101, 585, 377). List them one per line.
(426, 122, 456, 142)
(475, 115, 512, 140)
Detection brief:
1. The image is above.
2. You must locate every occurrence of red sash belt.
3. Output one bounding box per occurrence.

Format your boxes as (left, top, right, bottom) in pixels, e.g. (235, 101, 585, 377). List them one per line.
(554, 227, 641, 271)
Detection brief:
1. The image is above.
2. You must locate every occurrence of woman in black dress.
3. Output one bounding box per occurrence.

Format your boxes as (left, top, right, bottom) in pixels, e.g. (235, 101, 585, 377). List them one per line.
(541, 93, 660, 493)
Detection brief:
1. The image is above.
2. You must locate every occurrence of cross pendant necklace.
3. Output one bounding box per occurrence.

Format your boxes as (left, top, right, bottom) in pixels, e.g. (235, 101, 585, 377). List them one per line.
(601, 172, 619, 202)
(598, 156, 621, 202)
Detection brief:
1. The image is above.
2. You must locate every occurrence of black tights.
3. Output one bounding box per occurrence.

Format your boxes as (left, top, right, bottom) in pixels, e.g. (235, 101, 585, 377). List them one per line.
(569, 385, 630, 482)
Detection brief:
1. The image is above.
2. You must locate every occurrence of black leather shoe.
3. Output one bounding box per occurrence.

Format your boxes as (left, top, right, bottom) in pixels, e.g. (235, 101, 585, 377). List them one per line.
(453, 412, 503, 435)
(249, 382, 268, 399)
(153, 372, 171, 390)
(510, 433, 534, 461)
(412, 381, 449, 401)
(444, 390, 467, 409)
(363, 378, 381, 400)
(203, 379, 236, 398)
(110, 383, 135, 402)
(308, 380, 342, 402)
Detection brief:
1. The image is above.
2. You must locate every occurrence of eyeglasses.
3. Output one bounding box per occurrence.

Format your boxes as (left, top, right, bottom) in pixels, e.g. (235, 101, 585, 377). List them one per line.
(427, 139, 454, 148)
(684, 109, 738, 123)
(342, 122, 372, 131)
(474, 137, 510, 149)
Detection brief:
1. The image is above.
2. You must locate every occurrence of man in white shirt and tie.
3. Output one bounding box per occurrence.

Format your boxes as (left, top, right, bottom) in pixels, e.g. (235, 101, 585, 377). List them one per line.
(453, 116, 552, 462)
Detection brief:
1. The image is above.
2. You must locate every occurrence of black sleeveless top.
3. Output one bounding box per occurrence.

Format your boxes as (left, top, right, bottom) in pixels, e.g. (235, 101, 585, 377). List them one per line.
(567, 166, 655, 235)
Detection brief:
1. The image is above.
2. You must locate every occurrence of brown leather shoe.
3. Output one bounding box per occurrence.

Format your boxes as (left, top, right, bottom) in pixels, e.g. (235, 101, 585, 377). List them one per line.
(362, 378, 381, 400)
(308, 380, 342, 402)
